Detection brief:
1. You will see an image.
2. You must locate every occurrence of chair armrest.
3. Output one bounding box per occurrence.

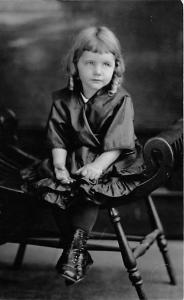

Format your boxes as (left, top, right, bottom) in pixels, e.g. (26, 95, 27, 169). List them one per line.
(133, 119, 183, 198)
(144, 118, 183, 175)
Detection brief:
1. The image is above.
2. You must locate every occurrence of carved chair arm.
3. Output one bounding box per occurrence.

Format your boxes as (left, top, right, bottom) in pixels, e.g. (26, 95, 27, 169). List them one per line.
(144, 118, 183, 175)
(134, 119, 183, 198)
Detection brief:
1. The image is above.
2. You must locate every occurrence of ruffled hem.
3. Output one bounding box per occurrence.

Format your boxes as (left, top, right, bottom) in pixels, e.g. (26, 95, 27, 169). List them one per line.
(21, 149, 145, 209)
(22, 172, 144, 209)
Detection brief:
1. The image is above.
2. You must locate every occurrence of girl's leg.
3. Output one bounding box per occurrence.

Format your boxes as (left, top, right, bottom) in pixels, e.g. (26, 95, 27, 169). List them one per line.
(52, 205, 74, 246)
(52, 202, 99, 238)
(56, 202, 99, 284)
(70, 201, 99, 233)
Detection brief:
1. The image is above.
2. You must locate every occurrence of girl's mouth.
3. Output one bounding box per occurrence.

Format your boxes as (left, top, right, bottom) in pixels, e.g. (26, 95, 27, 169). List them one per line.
(92, 79, 102, 82)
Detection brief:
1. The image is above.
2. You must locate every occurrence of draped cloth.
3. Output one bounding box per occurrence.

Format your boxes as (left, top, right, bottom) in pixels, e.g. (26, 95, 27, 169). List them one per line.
(22, 86, 145, 209)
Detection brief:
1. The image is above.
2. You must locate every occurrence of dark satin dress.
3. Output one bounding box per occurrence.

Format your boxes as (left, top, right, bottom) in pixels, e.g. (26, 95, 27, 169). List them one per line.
(24, 86, 145, 209)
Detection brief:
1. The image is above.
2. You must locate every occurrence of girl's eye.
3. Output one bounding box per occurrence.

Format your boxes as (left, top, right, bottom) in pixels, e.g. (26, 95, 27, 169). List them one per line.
(103, 62, 111, 67)
(86, 61, 94, 65)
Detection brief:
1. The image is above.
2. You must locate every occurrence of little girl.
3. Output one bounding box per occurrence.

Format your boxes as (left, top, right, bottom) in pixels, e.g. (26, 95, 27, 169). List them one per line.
(32, 26, 144, 285)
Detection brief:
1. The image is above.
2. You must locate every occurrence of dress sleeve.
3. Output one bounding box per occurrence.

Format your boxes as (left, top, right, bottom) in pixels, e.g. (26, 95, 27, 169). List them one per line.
(103, 96, 135, 151)
(47, 100, 71, 150)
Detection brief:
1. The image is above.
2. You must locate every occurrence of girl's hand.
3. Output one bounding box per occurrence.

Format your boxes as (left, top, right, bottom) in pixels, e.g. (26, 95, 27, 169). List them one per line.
(75, 163, 103, 181)
(54, 166, 73, 184)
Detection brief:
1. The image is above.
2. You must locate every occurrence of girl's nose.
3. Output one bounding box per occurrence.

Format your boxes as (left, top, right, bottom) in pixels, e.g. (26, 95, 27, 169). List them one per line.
(94, 64, 102, 75)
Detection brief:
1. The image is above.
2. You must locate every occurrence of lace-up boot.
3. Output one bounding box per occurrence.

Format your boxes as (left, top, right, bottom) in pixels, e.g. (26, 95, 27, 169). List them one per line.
(56, 228, 93, 284)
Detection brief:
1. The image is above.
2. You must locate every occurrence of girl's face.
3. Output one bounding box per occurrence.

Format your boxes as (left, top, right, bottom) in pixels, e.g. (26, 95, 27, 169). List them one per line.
(77, 50, 115, 98)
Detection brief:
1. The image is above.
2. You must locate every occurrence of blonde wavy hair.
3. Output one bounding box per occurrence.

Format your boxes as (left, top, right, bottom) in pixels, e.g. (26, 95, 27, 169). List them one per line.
(66, 26, 125, 95)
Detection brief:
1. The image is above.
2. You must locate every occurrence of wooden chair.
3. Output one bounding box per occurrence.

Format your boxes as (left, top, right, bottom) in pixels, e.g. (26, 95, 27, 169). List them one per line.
(0, 109, 182, 300)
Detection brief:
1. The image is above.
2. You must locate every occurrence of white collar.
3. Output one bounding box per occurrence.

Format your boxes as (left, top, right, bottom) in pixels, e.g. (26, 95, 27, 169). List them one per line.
(81, 93, 89, 103)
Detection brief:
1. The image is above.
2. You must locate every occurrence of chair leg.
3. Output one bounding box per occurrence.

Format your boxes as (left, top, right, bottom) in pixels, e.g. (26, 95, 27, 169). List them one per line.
(146, 195, 177, 285)
(109, 207, 147, 300)
(13, 243, 27, 269)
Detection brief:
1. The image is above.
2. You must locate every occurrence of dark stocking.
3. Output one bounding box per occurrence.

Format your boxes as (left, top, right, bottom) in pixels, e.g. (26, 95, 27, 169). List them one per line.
(52, 202, 99, 238)
(70, 202, 99, 233)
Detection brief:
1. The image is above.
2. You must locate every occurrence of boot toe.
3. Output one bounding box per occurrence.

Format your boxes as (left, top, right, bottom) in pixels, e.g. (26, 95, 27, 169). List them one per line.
(62, 268, 77, 282)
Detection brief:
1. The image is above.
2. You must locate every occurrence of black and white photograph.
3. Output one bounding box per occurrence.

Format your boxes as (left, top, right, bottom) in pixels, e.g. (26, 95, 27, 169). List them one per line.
(0, 1, 183, 299)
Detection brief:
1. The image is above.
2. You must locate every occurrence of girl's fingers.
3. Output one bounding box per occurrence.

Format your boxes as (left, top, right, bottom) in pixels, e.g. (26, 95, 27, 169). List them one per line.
(75, 166, 101, 181)
(56, 174, 67, 181)
(60, 179, 70, 184)
(60, 177, 74, 184)
(94, 174, 100, 180)
(86, 170, 97, 181)
(82, 169, 88, 177)
(90, 173, 100, 181)
(76, 168, 88, 177)
(56, 174, 64, 180)
(75, 168, 82, 174)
